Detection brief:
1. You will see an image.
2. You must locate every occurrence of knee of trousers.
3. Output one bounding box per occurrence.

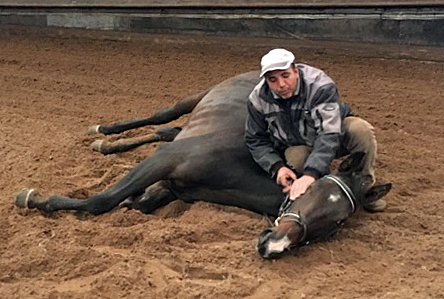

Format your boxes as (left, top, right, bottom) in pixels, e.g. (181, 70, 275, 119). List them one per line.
(284, 145, 312, 173)
(343, 117, 377, 153)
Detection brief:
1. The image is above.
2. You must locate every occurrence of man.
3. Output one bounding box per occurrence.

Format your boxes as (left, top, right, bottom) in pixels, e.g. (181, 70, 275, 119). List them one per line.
(245, 48, 385, 212)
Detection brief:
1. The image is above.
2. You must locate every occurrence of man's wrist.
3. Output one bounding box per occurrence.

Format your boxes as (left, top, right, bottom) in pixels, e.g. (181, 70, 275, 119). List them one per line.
(270, 161, 286, 179)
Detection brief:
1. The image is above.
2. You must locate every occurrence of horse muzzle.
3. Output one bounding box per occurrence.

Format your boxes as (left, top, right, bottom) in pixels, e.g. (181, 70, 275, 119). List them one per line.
(256, 228, 293, 259)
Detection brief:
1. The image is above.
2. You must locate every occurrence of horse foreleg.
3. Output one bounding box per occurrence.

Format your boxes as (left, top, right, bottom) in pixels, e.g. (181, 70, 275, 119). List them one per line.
(15, 188, 94, 213)
(91, 127, 182, 155)
(88, 88, 211, 135)
(122, 181, 178, 214)
(15, 151, 179, 215)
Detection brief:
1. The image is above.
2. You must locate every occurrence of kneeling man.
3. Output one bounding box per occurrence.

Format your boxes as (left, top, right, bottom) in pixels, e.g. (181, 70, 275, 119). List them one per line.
(245, 48, 385, 212)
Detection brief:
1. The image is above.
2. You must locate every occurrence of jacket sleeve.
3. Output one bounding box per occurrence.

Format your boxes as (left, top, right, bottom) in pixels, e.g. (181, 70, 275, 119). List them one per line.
(302, 84, 343, 179)
(245, 101, 285, 178)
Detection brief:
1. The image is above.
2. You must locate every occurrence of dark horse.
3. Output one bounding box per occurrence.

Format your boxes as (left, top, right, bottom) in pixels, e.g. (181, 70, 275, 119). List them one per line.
(16, 71, 391, 258)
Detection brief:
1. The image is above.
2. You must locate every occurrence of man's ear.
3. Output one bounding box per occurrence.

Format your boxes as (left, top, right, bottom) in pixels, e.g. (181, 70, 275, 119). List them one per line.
(364, 183, 392, 204)
(292, 64, 298, 74)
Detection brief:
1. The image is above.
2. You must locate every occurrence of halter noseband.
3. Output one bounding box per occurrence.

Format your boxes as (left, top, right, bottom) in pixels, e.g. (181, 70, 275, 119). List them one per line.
(273, 174, 357, 246)
(273, 210, 308, 244)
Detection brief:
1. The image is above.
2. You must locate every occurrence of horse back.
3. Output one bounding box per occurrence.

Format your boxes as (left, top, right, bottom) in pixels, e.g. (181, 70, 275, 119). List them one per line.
(176, 71, 261, 140)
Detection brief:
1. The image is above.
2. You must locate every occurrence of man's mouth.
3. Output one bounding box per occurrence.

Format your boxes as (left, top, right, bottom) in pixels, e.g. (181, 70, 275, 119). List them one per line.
(279, 90, 291, 98)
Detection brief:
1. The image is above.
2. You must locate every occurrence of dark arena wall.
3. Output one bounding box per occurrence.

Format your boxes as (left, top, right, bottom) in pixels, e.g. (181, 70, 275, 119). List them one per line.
(1, 0, 444, 45)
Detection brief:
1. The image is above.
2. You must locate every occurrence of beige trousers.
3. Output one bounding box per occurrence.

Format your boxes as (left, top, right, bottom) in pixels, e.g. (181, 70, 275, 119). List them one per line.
(284, 117, 377, 178)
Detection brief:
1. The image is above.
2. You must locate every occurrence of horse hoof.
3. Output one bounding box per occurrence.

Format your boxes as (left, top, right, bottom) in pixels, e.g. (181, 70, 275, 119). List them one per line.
(15, 189, 37, 209)
(91, 139, 104, 153)
(87, 125, 101, 135)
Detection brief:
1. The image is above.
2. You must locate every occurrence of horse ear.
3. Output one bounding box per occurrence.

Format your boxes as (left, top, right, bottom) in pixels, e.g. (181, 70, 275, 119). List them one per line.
(364, 183, 392, 204)
(337, 152, 366, 173)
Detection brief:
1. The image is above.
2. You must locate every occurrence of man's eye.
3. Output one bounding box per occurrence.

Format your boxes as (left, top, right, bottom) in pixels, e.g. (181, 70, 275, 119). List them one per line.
(282, 73, 290, 78)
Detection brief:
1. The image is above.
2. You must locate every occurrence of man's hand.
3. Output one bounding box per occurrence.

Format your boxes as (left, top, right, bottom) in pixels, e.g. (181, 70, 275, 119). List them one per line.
(289, 175, 315, 200)
(276, 166, 297, 193)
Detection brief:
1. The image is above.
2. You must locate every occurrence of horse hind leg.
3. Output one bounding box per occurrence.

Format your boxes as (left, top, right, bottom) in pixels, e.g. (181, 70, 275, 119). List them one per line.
(88, 87, 211, 135)
(91, 127, 182, 155)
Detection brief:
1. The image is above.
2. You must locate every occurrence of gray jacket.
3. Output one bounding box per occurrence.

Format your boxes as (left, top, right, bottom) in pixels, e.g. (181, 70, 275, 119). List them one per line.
(245, 64, 351, 179)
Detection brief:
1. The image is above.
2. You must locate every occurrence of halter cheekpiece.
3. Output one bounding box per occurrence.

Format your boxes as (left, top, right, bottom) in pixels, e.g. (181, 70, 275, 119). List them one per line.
(323, 174, 356, 213)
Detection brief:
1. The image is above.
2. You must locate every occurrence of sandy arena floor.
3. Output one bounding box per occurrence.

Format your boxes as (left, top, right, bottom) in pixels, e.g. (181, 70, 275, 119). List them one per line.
(0, 26, 443, 299)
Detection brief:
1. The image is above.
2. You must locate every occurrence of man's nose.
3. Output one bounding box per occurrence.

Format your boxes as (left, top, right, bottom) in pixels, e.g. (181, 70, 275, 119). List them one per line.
(277, 78, 286, 87)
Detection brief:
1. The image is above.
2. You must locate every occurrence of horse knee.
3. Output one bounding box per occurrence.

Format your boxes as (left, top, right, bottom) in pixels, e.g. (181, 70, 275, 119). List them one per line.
(136, 182, 177, 214)
(80, 193, 121, 215)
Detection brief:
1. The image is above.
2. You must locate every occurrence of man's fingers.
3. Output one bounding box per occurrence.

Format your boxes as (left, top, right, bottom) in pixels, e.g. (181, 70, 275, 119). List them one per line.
(290, 188, 306, 200)
(282, 186, 291, 193)
(290, 182, 309, 199)
(286, 175, 316, 200)
(278, 177, 289, 187)
(288, 183, 301, 199)
(276, 167, 296, 186)
(290, 190, 300, 200)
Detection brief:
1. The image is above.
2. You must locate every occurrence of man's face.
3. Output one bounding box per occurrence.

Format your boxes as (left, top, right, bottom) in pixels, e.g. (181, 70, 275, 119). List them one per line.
(264, 66, 299, 99)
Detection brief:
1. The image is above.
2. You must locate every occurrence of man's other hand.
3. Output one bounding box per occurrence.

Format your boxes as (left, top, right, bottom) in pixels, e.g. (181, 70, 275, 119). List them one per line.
(276, 166, 297, 193)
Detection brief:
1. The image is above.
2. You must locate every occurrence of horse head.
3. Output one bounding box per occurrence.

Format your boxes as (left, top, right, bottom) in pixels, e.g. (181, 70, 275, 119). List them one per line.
(256, 152, 392, 259)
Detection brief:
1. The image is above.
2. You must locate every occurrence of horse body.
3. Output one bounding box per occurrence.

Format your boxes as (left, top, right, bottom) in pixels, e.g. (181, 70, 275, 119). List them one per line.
(16, 71, 391, 258)
(175, 72, 257, 139)
(17, 71, 284, 216)
(145, 71, 284, 215)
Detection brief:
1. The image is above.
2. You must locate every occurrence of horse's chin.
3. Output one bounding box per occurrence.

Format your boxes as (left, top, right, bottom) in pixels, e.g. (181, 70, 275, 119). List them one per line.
(256, 228, 292, 259)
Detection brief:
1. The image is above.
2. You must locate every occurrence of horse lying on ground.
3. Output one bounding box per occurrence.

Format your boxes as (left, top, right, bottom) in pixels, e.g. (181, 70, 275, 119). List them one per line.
(15, 71, 391, 259)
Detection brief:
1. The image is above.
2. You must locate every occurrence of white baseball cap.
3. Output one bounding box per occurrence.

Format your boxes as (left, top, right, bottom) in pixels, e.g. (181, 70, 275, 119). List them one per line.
(260, 48, 295, 77)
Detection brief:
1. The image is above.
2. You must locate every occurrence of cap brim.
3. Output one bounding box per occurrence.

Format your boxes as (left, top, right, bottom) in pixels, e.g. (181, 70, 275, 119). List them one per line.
(260, 61, 293, 77)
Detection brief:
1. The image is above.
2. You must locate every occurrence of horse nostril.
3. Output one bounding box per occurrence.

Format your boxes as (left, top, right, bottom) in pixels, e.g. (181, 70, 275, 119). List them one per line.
(260, 228, 273, 235)
(258, 228, 274, 242)
(256, 228, 275, 258)
(256, 227, 294, 259)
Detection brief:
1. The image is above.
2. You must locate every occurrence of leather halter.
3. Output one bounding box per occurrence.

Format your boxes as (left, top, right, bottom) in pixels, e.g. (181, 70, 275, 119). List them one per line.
(324, 175, 357, 213)
(274, 210, 308, 244)
(273, 174, 357, 246)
